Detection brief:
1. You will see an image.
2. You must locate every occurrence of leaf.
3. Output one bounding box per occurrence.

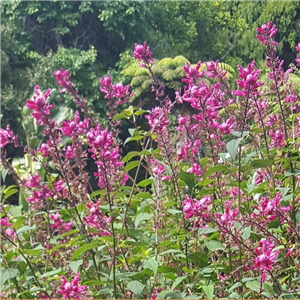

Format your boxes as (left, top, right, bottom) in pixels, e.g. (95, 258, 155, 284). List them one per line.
(144, 258, 158, 275)
(164, 292, 183, 299)
(251, 159, 273, 168)
(112, 113, 129, 121)
(229, 282, 242, 292)
(124, 135, 143, 145)
(41, 268, 63, 278)
(198, 227, 218, 235)
(70, 260, 83, 273)
(10, 205, 23, 218)
(157, 266, 177, 274)
(241, 226, 251, 240)
(137, 178, 153, 187)
(246, 280, 260, 293)
(202, 284, 214, 299)
(0, 268, 19, 289)
(125, 160, 140, 172)
(16, 225, 36, 235)
(226, 138, 243, 161)
(171, 276, 187, 290)
(135, 213, 153, 228)
(71, 242, 100, 261)
(127, 281, 145, 295)
(204, 165, 228, 179)
(205, 240, 224, 251)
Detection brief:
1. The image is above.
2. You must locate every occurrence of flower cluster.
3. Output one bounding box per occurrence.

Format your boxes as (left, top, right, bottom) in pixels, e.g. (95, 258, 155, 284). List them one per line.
(256, 21, 279, 47)
(87, 126, 128, 191)
(253, 238, 279, 283)
(133, 41, 154, 67)
(0, 217, 16, 240)
(50, 212, 73, 235)
(57, 273, 89, 299)
(0, 126, 18, 148)
(183, 195, 211, 221)
(26, 85, 54, 125)
(83, 199, 111, 237)
(54, 68, 74, 93)
(296, 43, 300, 66)
(61, 111, 89, 137)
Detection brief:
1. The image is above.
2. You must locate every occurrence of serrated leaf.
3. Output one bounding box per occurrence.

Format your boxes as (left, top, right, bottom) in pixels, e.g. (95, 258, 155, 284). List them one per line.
(128, 280, 145, 295)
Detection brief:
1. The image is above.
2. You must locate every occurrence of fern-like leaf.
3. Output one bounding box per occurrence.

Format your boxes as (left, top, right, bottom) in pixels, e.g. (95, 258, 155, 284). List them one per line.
(131, 75, 150, 87)
(158, 57, 176, 69)
(173, 55, 189, 67)
(162, 69, 178, 81)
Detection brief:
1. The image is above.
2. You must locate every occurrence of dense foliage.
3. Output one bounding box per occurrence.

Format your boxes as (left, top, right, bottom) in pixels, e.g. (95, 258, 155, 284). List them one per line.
(1, 20, 300, 299)
(2, 1, 300, 150)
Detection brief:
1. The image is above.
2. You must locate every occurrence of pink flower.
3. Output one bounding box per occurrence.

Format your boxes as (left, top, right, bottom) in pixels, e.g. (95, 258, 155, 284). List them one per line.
(253, 238, 279, 283)
(54, 68, 73, 93)
(256, 21, 279, 47)
(183, 195, 211, 220)
(61, 111, 89, 137)
(57, 273, 89, 299)
(83, 199, 111, 237)
(233, 61, 264, 98)
(0, 217, 12, 227)
(133, 41, 154, 67)
(269, 129, 285, 149)
(0, 125, 18, 148)
(26, 85, 54, 125)
(50, 212, 73, 234)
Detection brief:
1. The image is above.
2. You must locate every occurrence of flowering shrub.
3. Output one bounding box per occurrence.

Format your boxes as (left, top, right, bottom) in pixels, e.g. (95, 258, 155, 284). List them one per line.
(1, 22, 300, 299)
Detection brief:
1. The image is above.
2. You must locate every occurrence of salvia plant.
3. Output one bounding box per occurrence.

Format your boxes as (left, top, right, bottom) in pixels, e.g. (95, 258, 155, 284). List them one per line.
(1, 22, 300, 299)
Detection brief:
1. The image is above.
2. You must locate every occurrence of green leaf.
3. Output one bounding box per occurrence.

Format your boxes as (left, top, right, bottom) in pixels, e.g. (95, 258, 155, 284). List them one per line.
(144, 258, 158, 275)
(41, 268, 63, 278)
(246, 280, 260, 293)
(71, 242, 100, 261)
(164, 292, 183, 299)
(229, 282, 242, 292)
(125, 160, 140, 172)
(226, 138, 243, 161)
(205, 240, 224, 251)
(204, 165, 228, 179)
(0, 268, 19, 289)
(251, 159, 273, 168)
(202, 284, 214, 299)
(112, 113, 129, 121)
(70, 260, 83, 273)
(10, 205, 23, 218)
(157, 266, 177, 274)
(124, 135, 143, 145)
(137, 178, 153, 187)
(128, 281, 145, 295)
(241, 226, 251, 240)
(198, 227, 218, 235)
(171, 276, 187, 290)
(135, 213, 153, 228)
(16, 225, 36, 235)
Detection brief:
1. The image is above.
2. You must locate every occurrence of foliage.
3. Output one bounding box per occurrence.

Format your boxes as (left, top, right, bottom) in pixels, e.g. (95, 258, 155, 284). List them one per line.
(1, 22, 300, 299)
